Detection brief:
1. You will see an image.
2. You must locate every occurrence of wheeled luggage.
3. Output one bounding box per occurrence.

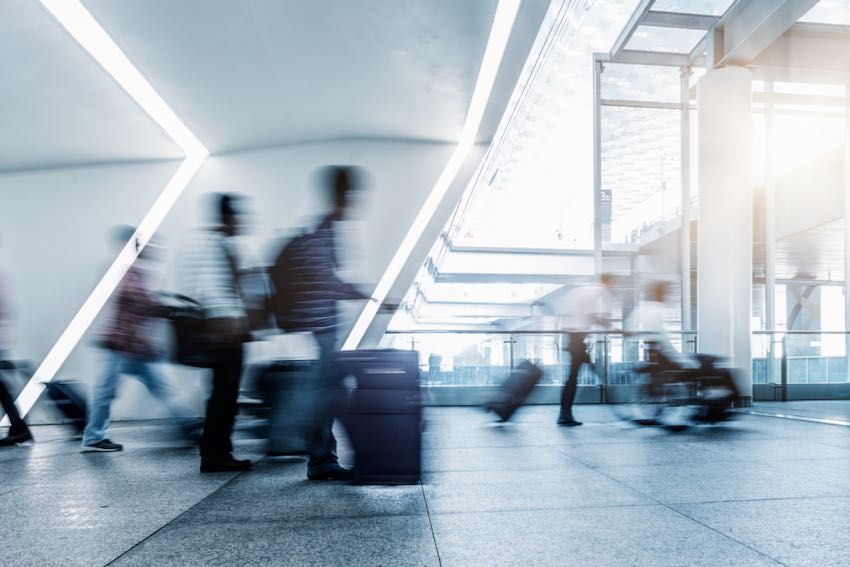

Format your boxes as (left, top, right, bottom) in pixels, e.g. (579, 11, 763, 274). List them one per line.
(43, 381, 87, 431)
(334, 349, 422, 484)
(253, 360, 316, 455)
(486, 360, 544, 422)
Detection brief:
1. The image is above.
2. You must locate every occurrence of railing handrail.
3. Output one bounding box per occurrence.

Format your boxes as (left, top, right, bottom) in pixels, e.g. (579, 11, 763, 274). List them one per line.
(384, 329, 698, 335)
(753, 330, 850, 335)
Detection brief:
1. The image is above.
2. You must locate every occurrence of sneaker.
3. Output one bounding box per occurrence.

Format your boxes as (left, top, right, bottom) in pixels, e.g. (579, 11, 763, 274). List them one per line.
(81, 439, 123, 452)
(0, 430, 34, 446)
(307, 464, 354, 481)
(200, 455, 252, 473)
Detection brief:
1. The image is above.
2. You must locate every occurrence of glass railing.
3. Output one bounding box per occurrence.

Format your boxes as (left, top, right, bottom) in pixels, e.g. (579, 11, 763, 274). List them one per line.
(381, 330, 698, 397)
(381, 329, 849, 402)
(752, 330, 850, 399)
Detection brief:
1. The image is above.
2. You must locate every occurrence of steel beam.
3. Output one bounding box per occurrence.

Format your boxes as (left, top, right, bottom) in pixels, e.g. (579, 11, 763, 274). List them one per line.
(753, 91, 848, 107)
(716, 0, 819, 67)
(614, 49, 691, 67)
(601, 98, 682, 110)
(611, 0, 654, 57)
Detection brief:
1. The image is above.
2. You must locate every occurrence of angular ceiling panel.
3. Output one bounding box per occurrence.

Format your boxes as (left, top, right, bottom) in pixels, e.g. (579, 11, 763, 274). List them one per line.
(83, 0, 500, 154)
(0, 0, 181, 171)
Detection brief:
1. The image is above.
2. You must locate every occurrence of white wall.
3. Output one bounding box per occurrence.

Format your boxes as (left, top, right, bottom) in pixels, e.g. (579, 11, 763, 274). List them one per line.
(2, 140, 454, 422)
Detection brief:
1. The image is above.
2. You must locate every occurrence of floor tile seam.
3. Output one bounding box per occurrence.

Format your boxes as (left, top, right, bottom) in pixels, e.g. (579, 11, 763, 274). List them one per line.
(665, 494, 850, 507)
(103, 465, 250, 567)
(420, 482, 443, 567)
(167, 510, 431, 527)
(424, 501, 661, 517)
(549, 445, 791, 567)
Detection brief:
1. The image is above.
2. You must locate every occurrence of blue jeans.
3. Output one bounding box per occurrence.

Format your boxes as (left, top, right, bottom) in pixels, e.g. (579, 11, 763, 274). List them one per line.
(83, 350, 193, 446)
(307, 331, 340, 472)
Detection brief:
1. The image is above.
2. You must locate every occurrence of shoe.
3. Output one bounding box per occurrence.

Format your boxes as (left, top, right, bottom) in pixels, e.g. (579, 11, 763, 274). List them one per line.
(81, 439, 123, 452)
(557, 419, 583, 427)
(200, 455, 252, 473)
(0, 430, 33, 446)
(307, 464, 354, 481)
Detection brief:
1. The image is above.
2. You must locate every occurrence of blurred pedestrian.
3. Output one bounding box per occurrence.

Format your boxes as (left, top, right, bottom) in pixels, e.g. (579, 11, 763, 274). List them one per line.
(82, 227, 196, 452)
(0, 267, 32, 446)
(556, 274, 615, 426)
(180, 195, 252, 473)
(270, 166, 393, 480)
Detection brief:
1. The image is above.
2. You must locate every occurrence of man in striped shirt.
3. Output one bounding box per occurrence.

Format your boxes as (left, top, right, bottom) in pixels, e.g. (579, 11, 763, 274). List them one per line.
(180, 194, 252, 473)
(275, 166, 390, 480)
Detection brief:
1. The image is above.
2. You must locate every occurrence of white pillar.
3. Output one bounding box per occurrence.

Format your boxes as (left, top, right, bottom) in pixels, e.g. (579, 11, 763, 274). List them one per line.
(697, 66, 753, 404)
(844, 86, 850, 375)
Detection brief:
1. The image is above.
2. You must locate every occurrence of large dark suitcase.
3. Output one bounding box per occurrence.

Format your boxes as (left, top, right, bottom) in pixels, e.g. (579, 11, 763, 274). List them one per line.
(254, 360, 316, 456)
(486, 360, 543, 422)
(43, 381, 87, 431)
(334, 349, 422, 484)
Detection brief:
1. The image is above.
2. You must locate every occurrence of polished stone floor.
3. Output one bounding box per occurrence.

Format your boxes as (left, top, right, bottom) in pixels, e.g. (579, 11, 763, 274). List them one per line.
(2, 403, 850, 566)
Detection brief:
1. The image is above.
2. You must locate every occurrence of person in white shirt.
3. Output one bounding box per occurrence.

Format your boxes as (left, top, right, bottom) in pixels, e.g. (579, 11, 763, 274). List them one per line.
(625, 280, 694, 371)
(556, 275, 615, 426)
(179, 194, 252, 473)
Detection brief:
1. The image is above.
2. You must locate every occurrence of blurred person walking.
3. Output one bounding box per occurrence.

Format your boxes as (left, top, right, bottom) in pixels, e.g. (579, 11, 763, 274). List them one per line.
(82, 227, 196, 452)
(271, 166, 392, 480)
(0, 268, 32, 446)
(180, 194, 252, 473)
(556, 275, 615, 427)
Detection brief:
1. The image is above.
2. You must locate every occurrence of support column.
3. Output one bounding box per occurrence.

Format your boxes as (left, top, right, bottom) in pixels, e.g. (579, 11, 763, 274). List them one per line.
(844, 84, 850, 378)
(592, 55, 604, 276)
(765, 80, 777, 385)
(696, 66, 753, 405)
(680, 66, 692, 333)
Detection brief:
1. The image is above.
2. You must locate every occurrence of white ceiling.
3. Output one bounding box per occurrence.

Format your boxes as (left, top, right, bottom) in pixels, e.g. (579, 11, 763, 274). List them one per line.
(0, 0, 182, 172)
(83, 0, 508, 155)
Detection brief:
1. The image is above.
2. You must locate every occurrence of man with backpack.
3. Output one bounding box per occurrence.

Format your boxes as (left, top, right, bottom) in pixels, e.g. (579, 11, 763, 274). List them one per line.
(270, 166, 393, 480)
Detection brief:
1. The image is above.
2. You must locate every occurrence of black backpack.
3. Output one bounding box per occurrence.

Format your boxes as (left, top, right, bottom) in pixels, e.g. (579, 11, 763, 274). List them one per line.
(268, 231, 310, 332)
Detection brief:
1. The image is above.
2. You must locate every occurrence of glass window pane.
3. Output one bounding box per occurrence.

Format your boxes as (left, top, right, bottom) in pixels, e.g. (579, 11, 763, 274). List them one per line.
(602, 63, 681, 103)
(601, 106, 681, 244)
(626, 25, 706, 53)
(650, 0, 735, 16)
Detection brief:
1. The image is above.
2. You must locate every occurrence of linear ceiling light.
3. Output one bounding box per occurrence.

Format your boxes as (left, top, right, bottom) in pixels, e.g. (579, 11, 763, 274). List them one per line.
(342, 0, 520, 350)
(3, 0, 208, 424)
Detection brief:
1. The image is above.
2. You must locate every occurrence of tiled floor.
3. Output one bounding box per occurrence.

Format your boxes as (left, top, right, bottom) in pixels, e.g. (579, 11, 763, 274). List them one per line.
(2, 403, 850, 566)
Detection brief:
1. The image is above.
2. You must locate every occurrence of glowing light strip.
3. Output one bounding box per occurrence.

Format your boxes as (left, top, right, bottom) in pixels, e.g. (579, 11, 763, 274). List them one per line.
(342, 0, 520, 350)
(2, 0, 208, 424)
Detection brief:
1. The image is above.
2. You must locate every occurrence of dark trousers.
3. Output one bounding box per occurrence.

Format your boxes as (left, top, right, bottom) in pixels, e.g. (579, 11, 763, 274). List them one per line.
(200, 343, 244, 459)
(560, 333, 591, 421)
(0, 376, 27, 434)
(308, 330, 340, 472)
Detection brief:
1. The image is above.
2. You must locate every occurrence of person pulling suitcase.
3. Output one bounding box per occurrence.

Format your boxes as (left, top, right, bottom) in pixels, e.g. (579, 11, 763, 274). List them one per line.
(269, 166, 395, 480)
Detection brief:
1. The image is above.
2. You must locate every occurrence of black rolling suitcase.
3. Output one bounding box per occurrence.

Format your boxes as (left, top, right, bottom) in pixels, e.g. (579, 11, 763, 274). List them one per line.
(334, 349, 422, 484)
(254, 360, 316, 456)
(486, 360, 543, 422)
(43, 381, 87, 432)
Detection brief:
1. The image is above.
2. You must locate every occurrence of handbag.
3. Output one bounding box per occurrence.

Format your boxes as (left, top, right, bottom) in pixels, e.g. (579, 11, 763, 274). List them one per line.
(167, 293, 216, 368)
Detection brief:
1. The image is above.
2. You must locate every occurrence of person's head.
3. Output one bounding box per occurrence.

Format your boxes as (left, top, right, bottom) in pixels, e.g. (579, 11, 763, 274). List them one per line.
(112, 225, 139, 254)
(216, 193, 243, 236)
(650, 280, 670, 302)
(600, 273, 616, 288)
(320, 165, 364, 220)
